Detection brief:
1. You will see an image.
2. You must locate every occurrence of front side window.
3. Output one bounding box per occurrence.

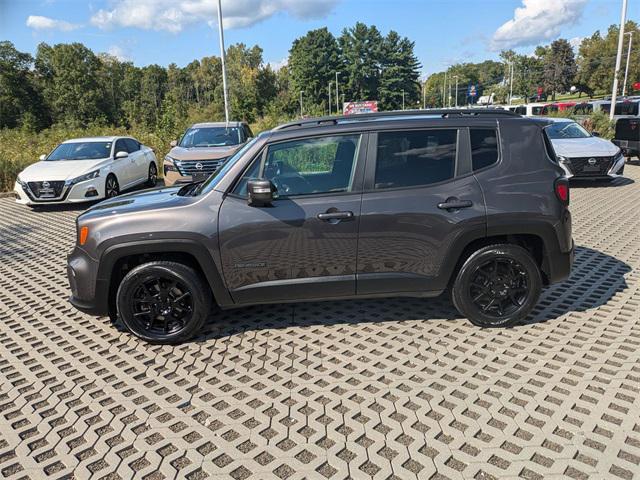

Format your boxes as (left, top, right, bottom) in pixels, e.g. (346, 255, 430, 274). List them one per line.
(124, 138, 140, 152)
(374, 129, 456, 189)
(470, 129, 499, 171)
(237, 135, 361, 198)
(47, 142, 112, 161)
(180, 127, 241, 147)
(545, 121, 591, 139)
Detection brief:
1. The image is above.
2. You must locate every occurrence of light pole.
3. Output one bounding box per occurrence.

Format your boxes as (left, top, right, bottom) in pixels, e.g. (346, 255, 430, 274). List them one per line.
(422, 79, 426, 109)
(299, 90, 304, 118)
(508, 62, 514, 105)
(216, 0, 229, 124)
(610, 0, 628, 120)
(335, 71, 340, 114)
(623, 31, 634, 97)
(453, 75, 459, 108)
(442, 70, 447, 107)
(402, 89, 405, 110)
(328, 82, 332, 115)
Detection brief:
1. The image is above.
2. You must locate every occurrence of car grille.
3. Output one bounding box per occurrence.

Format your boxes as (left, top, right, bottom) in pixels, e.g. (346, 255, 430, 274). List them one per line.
(567, 156, 614, 176)
(175, 159, 226, 177)
(27, 181, 66, 199)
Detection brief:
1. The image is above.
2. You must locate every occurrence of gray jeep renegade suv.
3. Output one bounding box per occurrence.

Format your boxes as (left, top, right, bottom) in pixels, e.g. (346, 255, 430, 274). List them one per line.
(68, 109, 574, 343)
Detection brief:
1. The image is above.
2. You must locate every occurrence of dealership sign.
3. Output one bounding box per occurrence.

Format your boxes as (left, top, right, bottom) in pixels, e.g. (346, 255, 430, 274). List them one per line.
(343, 101, 378, 115)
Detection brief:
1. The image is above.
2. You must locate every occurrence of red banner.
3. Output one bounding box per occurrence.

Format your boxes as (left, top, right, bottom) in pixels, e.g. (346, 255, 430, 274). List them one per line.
(343, 101, 378, 115)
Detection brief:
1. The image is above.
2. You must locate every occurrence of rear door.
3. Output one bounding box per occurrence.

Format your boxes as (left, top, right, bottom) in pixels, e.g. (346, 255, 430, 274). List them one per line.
(124, 138, 146, 181)
(218, 132, 367, 304)
(113, 138, 136, 186)
(356, 126, 487, 295)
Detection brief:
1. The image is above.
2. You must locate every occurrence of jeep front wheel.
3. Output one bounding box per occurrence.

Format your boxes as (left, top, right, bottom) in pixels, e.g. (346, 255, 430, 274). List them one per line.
(116, 261, 212, 343)
(451, 244, 542, 328)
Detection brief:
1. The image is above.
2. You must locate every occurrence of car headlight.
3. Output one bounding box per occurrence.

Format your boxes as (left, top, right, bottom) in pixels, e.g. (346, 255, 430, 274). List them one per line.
(164, 156, 178, 173)
(16, 176, 27, 187)
(66, 169, 100, 186)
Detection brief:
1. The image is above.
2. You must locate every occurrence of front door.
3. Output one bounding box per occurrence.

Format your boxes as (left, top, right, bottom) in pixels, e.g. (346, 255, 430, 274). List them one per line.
(357, 128, 487, 295)
(219, 133, 366, 304)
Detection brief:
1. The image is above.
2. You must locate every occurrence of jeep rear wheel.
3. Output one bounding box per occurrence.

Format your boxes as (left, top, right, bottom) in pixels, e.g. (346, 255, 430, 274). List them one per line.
(116, 261, 212, 344)
(451, 244, 541, 328)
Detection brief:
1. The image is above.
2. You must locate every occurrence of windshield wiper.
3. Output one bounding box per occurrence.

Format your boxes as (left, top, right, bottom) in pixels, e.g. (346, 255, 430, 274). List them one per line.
(176, 181, 205, 197)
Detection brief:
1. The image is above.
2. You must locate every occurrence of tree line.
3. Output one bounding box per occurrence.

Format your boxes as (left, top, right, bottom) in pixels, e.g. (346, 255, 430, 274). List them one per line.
(0, 22, 420, 134)
(424, 21, 639, 107)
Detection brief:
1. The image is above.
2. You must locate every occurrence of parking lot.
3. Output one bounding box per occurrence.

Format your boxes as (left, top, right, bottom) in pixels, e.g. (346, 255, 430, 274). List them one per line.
(0, 163, 639, 479)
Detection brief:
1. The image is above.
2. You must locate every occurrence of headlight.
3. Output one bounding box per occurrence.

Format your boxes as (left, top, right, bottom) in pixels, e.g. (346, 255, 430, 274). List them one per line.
(164, 156, 178, 173)
(16, 176, 26, 187)
(66, 169, 100, 186)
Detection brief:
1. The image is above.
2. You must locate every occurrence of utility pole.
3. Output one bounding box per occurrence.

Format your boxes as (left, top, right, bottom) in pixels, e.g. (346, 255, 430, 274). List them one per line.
(328, 82, 332, 115)
(623, 32, 634, 97)
(335, 71, 340, 114)
(453, 75, 459, 108)
(422, 80, 426, 109)
(216, 0, 229, 124)
(299, 90, 304, 118)
(448, 77, 452, 107)
(442, 70, 447, 107)
(509, 62, 514, 105)
(610, 0, 628, 120)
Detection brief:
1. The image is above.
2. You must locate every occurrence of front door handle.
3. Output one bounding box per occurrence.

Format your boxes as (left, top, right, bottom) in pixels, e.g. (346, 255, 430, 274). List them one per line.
(317, 211, 354, 221)
(437, 199, 473, 211)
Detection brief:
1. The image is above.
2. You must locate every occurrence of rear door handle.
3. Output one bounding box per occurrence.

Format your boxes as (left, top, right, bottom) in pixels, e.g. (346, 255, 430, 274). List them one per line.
(317, 211, 354, 221)
(437, 199, 473, 210)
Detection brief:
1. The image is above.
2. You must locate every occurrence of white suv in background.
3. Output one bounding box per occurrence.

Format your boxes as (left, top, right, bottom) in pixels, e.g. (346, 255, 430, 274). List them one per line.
(14, 136, 158, 206)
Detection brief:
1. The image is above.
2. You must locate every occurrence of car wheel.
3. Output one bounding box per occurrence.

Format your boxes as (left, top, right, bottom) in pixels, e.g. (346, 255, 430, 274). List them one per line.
(451, 244, 542, 328)
(105, 174, 120, 198)
(147, 162, 158, 187)
(116, 261, 213, 344)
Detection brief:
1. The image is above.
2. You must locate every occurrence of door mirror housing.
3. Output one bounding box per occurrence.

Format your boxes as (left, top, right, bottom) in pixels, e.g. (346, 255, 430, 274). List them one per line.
(170, 140, 177, 147)
(115, 151, 128, 159)
(39, 154, 46, 161)
(247, 179, 275, 207)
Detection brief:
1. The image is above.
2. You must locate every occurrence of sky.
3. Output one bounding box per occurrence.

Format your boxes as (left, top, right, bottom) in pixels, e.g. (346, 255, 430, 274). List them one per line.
(0, 0, 634, 76)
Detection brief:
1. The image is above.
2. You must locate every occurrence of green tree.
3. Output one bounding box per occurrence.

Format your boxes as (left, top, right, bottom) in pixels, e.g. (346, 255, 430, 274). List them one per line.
(339, 23, 384, 102)
(538, 39, 577, 100)
(378, 31, 421, 110)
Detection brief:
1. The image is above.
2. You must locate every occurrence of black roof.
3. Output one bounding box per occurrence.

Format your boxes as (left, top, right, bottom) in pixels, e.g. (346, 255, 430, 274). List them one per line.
(273, 109, 520, 131)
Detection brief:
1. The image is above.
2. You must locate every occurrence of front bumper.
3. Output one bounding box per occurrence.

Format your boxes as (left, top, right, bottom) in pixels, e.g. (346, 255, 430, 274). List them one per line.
(14, 178, 106, 206)
(67, 246, 109, 316)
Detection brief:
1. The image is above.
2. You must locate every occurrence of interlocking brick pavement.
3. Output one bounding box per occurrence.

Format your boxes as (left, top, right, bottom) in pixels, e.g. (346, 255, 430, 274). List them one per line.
(1, 163, 640, 479)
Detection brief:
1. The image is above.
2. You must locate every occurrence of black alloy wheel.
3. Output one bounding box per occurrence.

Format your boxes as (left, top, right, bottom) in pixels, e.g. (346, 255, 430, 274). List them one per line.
(105, 175, 119, 198)
(147, 163, 158, 187)
(117, 261, 212, 343)
(451, 244, 542, 328)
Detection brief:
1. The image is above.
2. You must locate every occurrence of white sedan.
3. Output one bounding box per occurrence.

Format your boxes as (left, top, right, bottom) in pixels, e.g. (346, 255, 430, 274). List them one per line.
(14, 136, 158, 206)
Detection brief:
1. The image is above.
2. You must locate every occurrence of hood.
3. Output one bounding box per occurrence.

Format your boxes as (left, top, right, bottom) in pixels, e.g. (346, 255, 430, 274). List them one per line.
(550, 137, 620, 158)
(18, 158, 109, 182)
(168, 145, 240, 161)
(80, 185, 192, 220)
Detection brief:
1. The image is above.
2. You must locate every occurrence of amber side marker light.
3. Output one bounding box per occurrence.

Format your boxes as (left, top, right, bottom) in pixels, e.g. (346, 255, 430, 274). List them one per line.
(79, 226, 89, 246)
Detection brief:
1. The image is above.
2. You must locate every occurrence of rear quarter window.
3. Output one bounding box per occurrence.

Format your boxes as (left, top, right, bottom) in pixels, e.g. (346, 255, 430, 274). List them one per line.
(470, 129, 499, 171)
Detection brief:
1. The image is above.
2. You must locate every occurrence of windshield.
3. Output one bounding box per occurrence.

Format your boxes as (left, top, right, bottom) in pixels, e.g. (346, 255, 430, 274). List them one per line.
(192, 137, 259, 196)
(179, 127, 241, 147)
(47, 142, 112, 161)
(545, 121, 591, 139)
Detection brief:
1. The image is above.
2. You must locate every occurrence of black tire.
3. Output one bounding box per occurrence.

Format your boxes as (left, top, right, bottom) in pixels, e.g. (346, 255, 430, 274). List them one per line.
(146, 162, 158, 187)
(105, 174, 119, 198)
(116, 261, 213, 344)
(451, 244, 542, 328)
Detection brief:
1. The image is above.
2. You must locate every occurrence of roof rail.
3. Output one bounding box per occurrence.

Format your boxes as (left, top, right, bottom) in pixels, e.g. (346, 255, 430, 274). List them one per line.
(273, 108, 520, 131)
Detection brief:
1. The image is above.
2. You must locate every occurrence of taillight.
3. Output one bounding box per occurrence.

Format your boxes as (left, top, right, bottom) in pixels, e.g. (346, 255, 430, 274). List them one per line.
(554, 178, 569, 205)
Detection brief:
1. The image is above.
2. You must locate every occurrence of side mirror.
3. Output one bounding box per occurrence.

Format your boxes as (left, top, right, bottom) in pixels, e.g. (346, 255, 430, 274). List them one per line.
(247, 179, 275, 207)
(591, 131, 600, 137)
(39, 154, 46, 161)
(115, 151, 128, 159)
(170, 140, 177, 147)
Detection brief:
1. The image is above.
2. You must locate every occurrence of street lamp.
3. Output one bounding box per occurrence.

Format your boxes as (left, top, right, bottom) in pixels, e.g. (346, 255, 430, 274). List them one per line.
(328, 81, 333, 115)
(610, 0, 628, 120)
(422, 79, 426, 109)
(453, 75, 459, 108)
(623, 31, 634, 97)
(300, 90, 304, 118)
(335, 71, 341, 114)
(402, 89, 405, 110)
(216, 0, 229, 124)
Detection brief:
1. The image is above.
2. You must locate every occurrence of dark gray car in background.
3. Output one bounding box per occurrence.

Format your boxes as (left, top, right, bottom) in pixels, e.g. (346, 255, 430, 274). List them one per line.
(67, 109, 574, 343)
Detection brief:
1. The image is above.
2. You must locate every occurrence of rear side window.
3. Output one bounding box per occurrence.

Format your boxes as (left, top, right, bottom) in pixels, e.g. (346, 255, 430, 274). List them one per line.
(470, 129, 499, 171)
(124, 138, 140, 152)
(375, 129, 456, 189)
